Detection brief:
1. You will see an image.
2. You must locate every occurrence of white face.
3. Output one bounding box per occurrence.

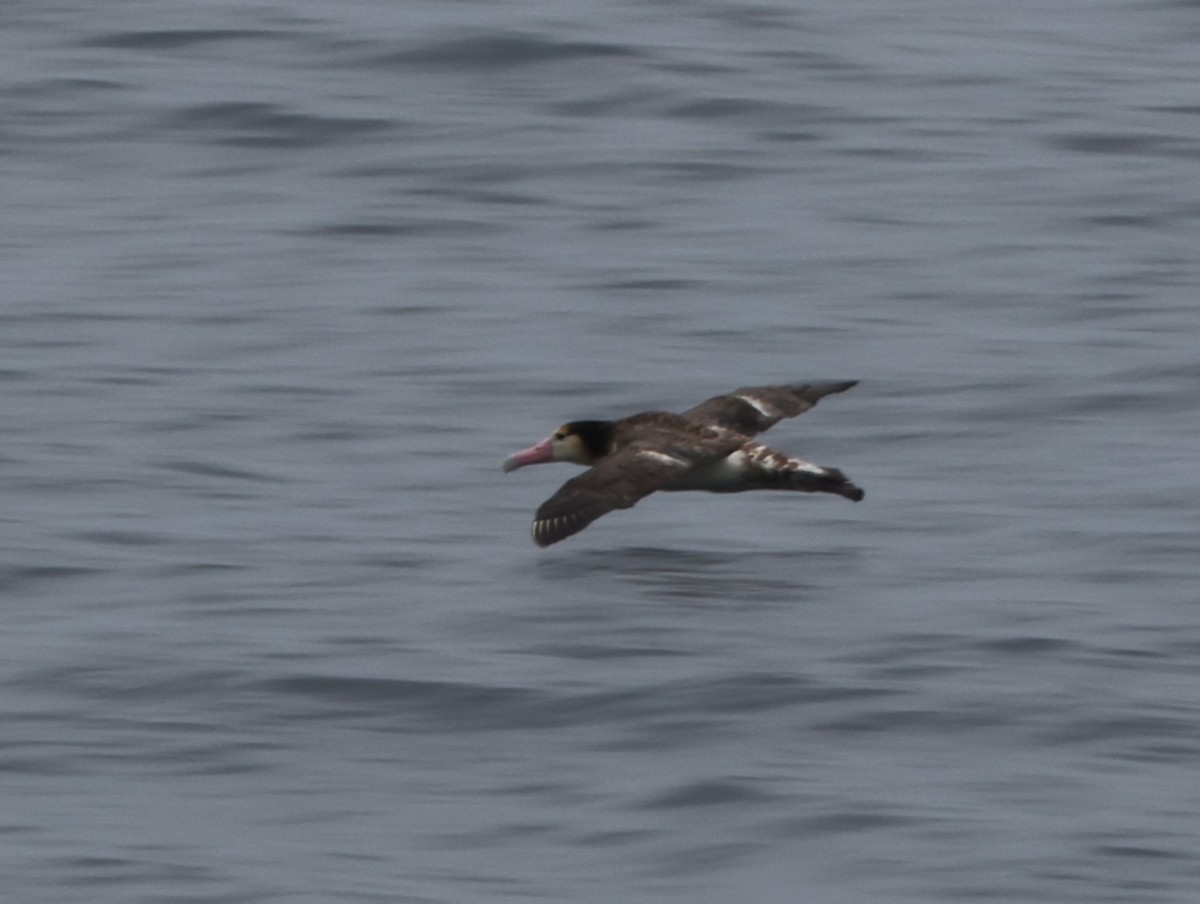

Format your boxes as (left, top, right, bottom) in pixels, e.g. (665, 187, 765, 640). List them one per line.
(549, 428, 588, 465)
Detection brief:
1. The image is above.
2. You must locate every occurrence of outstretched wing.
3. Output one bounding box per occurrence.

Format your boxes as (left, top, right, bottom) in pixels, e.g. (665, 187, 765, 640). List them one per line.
(680, 381, 857, 436)
(531, 444, 697, 547)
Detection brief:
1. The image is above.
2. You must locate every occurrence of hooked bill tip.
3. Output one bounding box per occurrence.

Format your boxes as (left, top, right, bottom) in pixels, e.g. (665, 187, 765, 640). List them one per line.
(503, 437, 554, 473)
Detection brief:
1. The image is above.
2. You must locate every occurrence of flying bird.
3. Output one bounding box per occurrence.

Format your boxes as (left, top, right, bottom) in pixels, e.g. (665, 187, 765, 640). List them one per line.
(503, 381, 864, 547)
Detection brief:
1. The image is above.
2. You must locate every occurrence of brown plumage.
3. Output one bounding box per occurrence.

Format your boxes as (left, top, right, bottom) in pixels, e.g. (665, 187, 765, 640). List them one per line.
(504, 381, 864, 547)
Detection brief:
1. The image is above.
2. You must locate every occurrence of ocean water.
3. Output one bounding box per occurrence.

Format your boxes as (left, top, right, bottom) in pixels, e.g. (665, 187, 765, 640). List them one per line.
(3, 1, 1199, 901)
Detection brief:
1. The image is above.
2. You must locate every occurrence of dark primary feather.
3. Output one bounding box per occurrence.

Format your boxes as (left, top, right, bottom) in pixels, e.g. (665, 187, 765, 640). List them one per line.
(681, 381, 857, 436)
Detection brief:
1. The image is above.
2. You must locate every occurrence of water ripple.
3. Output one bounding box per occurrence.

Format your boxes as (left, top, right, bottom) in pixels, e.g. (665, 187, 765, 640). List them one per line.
(79, 29, 271, 50)
(163, 102, 394, 148)
(377, 32, 639, 71)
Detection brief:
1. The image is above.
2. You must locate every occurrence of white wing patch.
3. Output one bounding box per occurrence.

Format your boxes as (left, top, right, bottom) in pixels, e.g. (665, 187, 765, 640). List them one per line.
(734, 393, 777, 418)
(745, 443, 827, 476)
(783, 456, 828, 476)
(637, 449, 691, 468)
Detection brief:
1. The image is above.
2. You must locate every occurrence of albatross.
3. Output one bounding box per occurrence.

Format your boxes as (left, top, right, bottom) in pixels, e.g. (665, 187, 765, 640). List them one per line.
(503, 381, 864, 547)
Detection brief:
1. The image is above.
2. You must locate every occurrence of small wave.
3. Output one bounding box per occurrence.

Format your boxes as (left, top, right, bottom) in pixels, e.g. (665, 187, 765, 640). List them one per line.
(156, 459, 287, 483)
(298, 219, 500, 239)
(163, 102, 393, 149)
(0, 566, 99, 594)
(378, 32, 638, 71)
(80, 29, 270, 50)
(266, 674, 543, 729)
(638, 778, 774, 809)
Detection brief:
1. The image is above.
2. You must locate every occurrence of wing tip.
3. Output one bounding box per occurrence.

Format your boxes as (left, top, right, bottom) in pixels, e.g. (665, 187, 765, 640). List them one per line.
(799, 379, 858, 396)
(532, 521, 554, 547)
(531, 514, 578, 547)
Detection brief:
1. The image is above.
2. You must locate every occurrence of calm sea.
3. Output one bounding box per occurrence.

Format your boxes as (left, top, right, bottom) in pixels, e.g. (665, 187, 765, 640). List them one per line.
(3, 1, 1199, 901)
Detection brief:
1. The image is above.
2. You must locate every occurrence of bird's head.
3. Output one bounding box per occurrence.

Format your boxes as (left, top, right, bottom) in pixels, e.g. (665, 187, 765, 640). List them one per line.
(503, 420, 612, 472)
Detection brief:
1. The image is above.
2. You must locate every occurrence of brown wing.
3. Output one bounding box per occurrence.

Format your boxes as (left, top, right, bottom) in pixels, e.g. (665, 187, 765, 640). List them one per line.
(531, 427, 734, 547)
(680, 381, 857, 436)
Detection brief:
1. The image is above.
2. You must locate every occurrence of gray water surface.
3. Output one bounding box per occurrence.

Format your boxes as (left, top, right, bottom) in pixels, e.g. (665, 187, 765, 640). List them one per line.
(3, 1, 1200, 902)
